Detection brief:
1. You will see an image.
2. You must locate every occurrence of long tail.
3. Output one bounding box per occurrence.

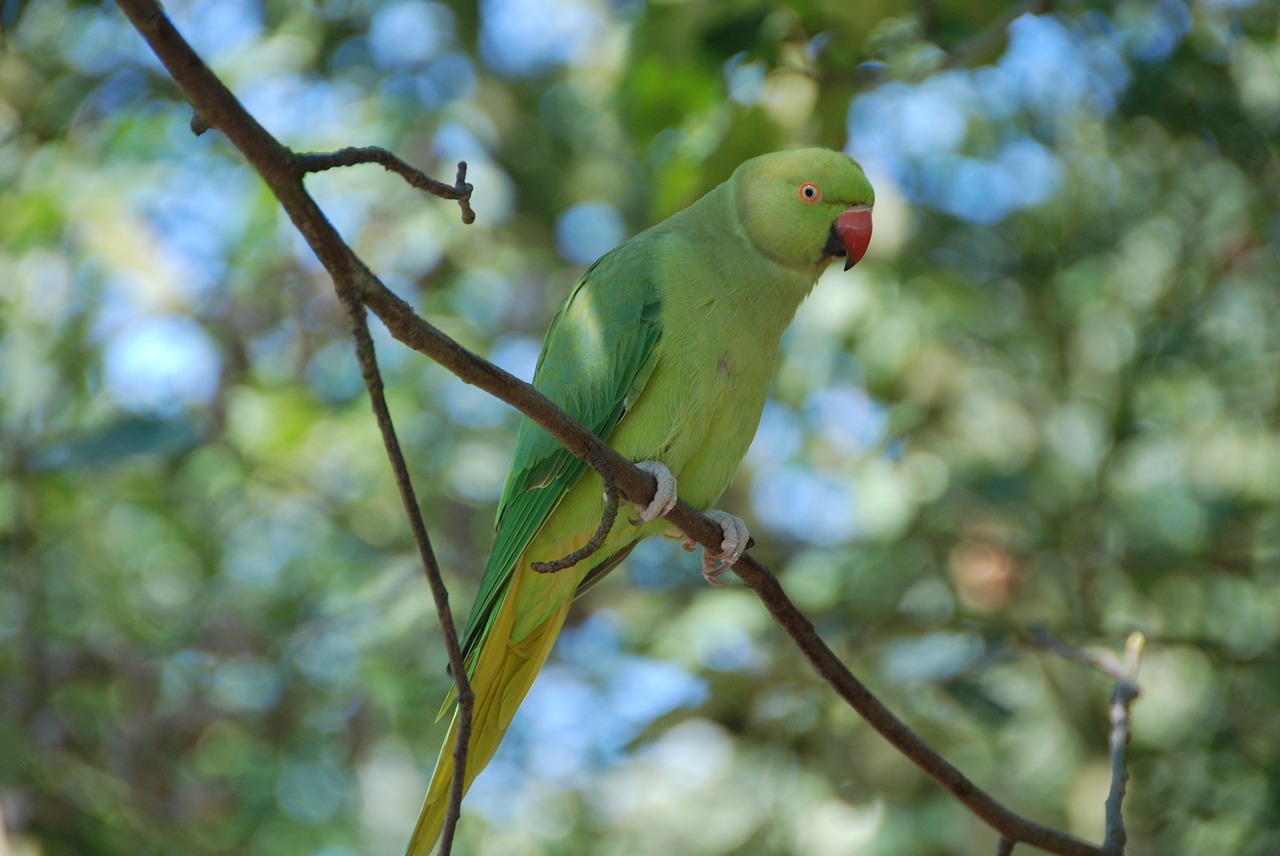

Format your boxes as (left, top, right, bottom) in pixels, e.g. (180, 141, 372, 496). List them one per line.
(405, 595, 574, 855)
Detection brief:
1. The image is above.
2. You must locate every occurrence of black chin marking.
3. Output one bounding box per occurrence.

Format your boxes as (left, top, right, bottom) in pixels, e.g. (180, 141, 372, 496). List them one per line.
(823, 224, 846, 258)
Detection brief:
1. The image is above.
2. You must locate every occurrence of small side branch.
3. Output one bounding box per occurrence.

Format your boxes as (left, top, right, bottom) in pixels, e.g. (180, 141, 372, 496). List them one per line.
(1024, 624, 1135, 685)
(1103, 633, 1144, 855)
(532, 449, 619, 574)
(1024, 627, 1144, 856)
(294, 147, 475, 223)
(342, 298, 474, 852)
(996, 837, 1017, 856)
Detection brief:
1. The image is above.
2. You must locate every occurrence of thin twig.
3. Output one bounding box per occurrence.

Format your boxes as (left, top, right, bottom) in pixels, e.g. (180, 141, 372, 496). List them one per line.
(113, 4, 1109, 854)
(996, 837, 1017, 856)
(1102, 633, 1145, 855)
(294, 147, 475, 224)
(1023, 624, 1133, 685)
(342, 298, 473, 854)
(1024, 627, 1144, 856)
(532, 447, 619, 574)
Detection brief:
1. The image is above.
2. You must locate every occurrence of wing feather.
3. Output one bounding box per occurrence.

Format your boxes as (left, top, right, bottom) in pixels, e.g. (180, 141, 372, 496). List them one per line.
(457, 237, 663, 659)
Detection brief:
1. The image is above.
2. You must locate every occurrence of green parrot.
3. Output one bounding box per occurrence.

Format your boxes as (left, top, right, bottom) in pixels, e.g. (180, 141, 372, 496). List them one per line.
(407, 147, 874, 853)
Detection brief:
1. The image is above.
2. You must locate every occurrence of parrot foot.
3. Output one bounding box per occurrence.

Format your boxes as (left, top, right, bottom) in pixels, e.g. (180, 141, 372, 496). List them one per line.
(688, 510, 750, 587)
(632, 461, 678, 524)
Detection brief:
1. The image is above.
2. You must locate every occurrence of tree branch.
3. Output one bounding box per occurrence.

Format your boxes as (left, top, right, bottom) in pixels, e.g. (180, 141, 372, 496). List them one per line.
(532, 446, 620, 574)
(111, 1, 478, 849)
(295, 147, 475, 224)
(342, 297, 473, 854)
(114, 3, 1111, 854)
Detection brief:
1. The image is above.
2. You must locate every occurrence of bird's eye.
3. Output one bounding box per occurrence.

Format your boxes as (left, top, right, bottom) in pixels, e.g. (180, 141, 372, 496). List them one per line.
(799, 182, 821, 203)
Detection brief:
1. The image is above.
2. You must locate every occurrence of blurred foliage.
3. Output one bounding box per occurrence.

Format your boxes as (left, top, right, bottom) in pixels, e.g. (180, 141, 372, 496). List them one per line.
(3, 0, 1280, 854)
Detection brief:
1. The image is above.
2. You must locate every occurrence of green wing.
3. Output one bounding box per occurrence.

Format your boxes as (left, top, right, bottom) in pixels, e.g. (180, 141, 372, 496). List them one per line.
(457, 237, 663, 660)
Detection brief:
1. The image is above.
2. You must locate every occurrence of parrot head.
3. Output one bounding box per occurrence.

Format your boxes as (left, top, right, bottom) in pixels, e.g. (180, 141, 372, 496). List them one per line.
(733, 148, 875, 275)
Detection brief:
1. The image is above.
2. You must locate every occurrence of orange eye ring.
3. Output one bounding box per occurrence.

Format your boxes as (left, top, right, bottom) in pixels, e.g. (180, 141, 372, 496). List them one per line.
(798, 181, 821, 203)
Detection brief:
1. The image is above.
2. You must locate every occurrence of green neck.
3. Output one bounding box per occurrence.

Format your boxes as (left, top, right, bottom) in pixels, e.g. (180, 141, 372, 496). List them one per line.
(659, 182, 822, 339)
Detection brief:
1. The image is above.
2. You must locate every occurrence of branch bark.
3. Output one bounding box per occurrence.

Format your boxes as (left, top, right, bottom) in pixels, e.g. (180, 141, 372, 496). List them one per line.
(295, 147, 475, 223)
(114, 3, 1111, 855)
(342, 298, 473, 855)
(1024, 627, 1145, 856)
(1103, 633, 1144, 855)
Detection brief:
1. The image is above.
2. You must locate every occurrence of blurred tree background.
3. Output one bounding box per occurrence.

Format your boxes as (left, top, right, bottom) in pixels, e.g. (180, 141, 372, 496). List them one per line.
(3, 0, 1279, 853)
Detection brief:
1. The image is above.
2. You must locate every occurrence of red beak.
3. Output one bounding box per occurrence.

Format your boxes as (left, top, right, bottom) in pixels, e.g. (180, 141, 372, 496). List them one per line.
(831, 207, 873, 270)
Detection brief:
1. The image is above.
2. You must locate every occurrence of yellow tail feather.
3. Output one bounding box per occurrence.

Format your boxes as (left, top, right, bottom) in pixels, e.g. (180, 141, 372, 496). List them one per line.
(405, 594, 574, 855)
